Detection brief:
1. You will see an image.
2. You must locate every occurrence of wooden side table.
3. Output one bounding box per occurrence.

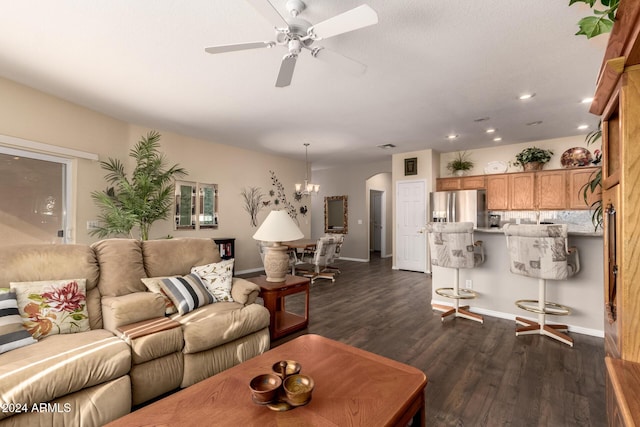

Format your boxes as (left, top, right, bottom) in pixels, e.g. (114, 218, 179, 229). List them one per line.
(247, 275, 309, 340)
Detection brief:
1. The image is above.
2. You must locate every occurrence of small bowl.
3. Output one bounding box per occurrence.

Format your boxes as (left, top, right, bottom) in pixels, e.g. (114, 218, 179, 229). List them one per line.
(283, 374, 314, 406)
(272, 360, 302, 379)
(249, 373, 282, 404)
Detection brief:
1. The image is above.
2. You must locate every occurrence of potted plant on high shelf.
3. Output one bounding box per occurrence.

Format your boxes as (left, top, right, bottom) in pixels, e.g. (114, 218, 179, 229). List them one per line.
(446, 151, 474, 176)
(513, 147, 554, 171)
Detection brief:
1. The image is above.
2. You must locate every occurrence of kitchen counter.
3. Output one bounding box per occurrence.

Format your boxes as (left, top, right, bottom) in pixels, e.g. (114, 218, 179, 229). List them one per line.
(430, 229, 604, 336)
(476, 226, 603, 237)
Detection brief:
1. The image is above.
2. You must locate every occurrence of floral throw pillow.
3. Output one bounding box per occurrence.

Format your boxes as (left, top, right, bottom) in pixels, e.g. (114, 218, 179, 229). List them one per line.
(191, 259, 235, 302)
(10, 279, 90, 339)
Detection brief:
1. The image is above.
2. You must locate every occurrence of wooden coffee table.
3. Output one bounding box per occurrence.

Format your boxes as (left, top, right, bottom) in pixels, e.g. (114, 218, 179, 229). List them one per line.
(105, 334, 427, 426)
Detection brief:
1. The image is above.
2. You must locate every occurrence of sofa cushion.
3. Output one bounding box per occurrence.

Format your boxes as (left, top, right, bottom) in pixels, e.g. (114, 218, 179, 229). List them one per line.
(101, 292, 166, 333)
(160, 274, 215, 315)
(11, 279, 90, 339)
(0, 244, 102, 330)
(141, 277, 178, 315)
(92, 239, 147, 297)
(142, 238, 221, 278)
(191, 259, 235, 302)
(0, 290, 37, 354)
(0, 329, 131, 420)
(174, 302, 270, 354)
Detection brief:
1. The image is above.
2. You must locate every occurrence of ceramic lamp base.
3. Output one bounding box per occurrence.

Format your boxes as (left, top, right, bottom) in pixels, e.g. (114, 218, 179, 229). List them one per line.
(263, 244, 289, 282)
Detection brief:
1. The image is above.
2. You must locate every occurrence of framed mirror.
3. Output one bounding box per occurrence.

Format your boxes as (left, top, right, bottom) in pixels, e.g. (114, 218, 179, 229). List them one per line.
(325, 195, 348, 234)
(175, 181, 196, 229)
(198, 183, 218, 228)
(175, 181, 218, 230)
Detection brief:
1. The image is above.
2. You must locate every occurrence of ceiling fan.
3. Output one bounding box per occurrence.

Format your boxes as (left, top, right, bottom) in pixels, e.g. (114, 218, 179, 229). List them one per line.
(205, 0, 378, 87)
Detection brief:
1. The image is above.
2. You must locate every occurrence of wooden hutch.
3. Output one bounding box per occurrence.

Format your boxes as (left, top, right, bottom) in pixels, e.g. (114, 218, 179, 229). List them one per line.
(590, 1, 640, 425)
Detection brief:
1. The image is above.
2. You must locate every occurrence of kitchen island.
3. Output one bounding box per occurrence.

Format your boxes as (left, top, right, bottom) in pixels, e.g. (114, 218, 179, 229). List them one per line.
(430, 227, 604, 336)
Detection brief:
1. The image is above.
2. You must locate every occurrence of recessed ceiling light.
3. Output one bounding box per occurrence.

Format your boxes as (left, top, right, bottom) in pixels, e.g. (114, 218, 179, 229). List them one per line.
(493, 137, 502, 142)
(581, 97, 594, 104)
(577, 124, 589, 130)
(526, 120, 543, 126)
(446, 134, 459, 140)
(518, 93, 536, 100)
(377, 143, 396, 149)
(486, 128, 496, 134)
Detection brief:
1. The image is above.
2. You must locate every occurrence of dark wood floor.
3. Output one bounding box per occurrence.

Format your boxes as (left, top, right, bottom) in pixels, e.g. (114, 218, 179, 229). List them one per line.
(253, 253, 606, 426)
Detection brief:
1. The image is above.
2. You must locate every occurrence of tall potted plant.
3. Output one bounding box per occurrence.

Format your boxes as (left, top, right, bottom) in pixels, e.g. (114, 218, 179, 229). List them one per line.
(90, 131, 187, 240)
(513, 147, 554, 171)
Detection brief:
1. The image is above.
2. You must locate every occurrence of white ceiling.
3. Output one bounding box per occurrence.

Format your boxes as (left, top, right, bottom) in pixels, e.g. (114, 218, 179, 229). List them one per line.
(0, 1, 608, 169)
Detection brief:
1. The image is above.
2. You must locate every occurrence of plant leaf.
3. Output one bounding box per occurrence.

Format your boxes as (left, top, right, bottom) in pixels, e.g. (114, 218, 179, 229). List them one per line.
(575, 16, 614, 38)
(569, 0, 597, 6)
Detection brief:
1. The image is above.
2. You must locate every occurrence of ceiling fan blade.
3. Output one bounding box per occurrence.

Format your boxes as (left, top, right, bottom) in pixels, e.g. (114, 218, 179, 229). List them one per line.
(276, 55, 297, 87)
(307, 5, 378, 40)
(205, 41, 275, 54)
(311, 47, 367, 76)
(245, 0, 289, 28)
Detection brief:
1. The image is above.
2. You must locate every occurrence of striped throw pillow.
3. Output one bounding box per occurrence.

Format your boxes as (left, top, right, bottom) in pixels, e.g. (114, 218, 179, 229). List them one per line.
(0, 290, 37, 354)
(159, 274, 215, 315)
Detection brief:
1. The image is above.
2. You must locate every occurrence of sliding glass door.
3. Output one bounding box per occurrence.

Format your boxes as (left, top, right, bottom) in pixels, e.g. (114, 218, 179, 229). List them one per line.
(0, 147, 70, 245)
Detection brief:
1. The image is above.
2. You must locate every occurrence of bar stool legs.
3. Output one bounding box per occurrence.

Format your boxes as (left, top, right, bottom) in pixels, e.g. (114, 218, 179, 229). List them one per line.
(432, 269, 484, 324)
(514, 278, 573, 347)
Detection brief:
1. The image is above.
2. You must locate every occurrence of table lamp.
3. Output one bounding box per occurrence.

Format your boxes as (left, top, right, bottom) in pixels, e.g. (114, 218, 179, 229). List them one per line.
(253, 210, 304, 282)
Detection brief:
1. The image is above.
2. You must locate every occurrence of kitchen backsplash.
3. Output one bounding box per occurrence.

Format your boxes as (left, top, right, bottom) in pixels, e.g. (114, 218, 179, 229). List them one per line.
(489, 210, 601, 233)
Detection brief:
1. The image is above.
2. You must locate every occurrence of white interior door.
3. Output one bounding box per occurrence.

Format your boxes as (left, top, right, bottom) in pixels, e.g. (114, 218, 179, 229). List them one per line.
(396, 180, 426, 272)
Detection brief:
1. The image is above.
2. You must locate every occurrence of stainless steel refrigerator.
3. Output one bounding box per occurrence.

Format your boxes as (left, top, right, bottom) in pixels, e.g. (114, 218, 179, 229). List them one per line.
(429, 189, 488, 228)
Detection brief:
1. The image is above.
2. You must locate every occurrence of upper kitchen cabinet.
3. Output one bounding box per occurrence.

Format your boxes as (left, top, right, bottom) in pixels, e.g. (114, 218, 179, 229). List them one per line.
(567, 167, 601, 210)
(436, 175, 486, 191)
(486, 174, 509, 210)
(509, 172, 536, 210)
(536, 170, 567, 210)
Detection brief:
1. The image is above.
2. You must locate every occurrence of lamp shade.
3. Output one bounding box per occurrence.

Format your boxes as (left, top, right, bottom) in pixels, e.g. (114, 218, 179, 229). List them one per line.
(253, 210, 304, 243)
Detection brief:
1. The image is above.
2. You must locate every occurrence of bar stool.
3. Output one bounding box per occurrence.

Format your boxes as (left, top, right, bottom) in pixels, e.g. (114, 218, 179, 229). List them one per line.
(503, 224, 580, 347)
(427, 222, 485, 324)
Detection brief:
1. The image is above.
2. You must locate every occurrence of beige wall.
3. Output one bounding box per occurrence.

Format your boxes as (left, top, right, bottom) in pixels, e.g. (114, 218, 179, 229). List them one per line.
(438, 134, 600, 177)
(391, 149, 439, 270)
(0, 77, 308, 272)
(311, 161, 392, 261)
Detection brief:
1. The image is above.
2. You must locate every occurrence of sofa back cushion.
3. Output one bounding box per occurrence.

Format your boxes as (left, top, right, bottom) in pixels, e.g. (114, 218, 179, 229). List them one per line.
(92, 239, 147, 297)
(0, 244, 103, 330)
(142, 238, 221, 278)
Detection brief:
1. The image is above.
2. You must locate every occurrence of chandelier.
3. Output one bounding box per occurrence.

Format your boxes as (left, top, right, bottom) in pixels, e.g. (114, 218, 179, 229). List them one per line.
(295, 143, 319, 196)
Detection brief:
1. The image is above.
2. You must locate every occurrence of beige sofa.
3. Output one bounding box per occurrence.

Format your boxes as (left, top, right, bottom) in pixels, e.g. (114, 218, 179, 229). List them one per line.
(0, 238, 270, 426)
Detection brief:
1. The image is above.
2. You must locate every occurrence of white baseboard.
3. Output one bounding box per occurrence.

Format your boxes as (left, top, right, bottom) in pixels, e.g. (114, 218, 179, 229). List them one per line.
(236, 267, 264, 276)
(430, 299, 604, 338)
(339, 257, 368, 262)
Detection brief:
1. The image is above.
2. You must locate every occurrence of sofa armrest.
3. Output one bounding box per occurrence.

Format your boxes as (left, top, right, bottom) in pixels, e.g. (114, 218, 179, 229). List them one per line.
(231, 278, 261, 305)
(102, 292, 166, 334)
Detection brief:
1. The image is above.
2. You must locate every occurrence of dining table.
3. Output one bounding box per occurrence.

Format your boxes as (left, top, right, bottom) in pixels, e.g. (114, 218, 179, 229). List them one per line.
(285, 239, 317, 275)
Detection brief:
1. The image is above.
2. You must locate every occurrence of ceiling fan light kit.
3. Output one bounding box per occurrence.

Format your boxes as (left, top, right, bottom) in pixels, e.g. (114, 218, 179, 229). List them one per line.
(204, 0, 378, 87)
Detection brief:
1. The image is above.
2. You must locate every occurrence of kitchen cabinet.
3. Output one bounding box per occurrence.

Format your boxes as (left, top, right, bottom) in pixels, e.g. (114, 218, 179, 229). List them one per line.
(436, 175, 486, 191)
(589, 1, 640, 424)
(536, 170, 566, 210)
(568, 167, 601, 210)
(436, 177, 461, 191)
(486, 174, 508, 210)
(508, 173, 536, 210)
(461, 175, 485, 189)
